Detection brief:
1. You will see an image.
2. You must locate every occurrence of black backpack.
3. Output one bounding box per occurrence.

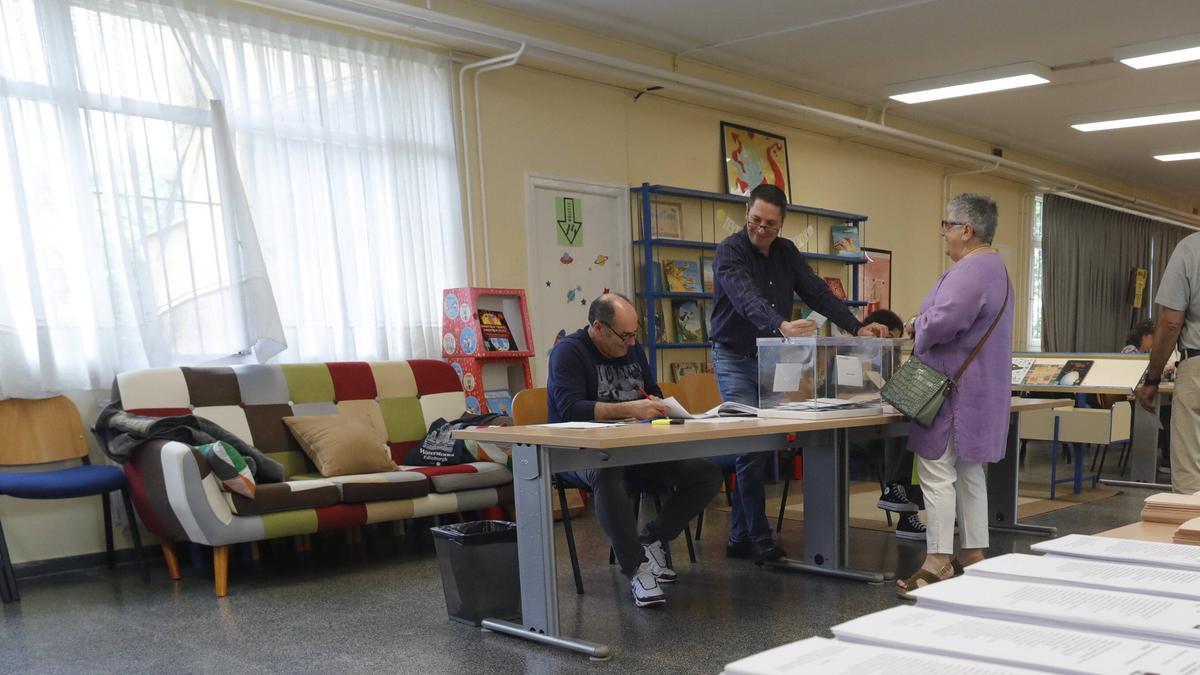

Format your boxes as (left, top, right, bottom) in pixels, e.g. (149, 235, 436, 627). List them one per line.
(405, 413, 507, 466)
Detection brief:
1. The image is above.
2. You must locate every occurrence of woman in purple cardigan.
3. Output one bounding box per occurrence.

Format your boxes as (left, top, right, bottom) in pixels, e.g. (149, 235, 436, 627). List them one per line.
(897, 193, 1014, 593)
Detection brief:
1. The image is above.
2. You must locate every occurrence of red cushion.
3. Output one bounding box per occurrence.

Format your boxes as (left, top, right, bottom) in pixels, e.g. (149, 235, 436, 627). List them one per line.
(327, 362, 377, 401)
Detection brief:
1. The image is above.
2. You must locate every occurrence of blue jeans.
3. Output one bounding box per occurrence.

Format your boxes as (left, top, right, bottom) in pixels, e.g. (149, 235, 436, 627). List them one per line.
(711, 345, 774, 545)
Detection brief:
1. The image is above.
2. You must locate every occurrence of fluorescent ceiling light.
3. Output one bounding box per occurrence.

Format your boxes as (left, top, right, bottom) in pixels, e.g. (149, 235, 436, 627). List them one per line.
(885, 62, 1050, 104)
(1117, 33, 1200, 69)
(1070, 102, 1200, 132)
(1155, 151, 1200, 162)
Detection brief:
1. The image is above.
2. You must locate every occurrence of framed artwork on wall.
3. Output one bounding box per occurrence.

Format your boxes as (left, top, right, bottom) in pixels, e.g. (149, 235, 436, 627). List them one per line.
(651, 201, 683, 239)
(859, 247, 892, 315)
(720, 121, 791, 197)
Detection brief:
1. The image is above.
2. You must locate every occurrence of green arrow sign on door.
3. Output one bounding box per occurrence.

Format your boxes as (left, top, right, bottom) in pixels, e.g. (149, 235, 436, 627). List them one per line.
(556, 196, 583, 246)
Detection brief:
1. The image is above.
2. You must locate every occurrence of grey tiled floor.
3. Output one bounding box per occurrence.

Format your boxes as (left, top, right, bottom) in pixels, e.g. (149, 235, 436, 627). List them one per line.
(0, 444, 1156, 674)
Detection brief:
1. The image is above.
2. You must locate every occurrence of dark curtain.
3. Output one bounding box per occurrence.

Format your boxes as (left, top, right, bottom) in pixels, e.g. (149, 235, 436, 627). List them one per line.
(1042, 194, 1192, 352)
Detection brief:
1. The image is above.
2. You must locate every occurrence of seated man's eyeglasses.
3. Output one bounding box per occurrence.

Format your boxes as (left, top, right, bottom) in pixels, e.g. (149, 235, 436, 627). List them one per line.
(601, 321, 639, 343)
(940, 220, 968, 233)
(747, 216, 781, 231)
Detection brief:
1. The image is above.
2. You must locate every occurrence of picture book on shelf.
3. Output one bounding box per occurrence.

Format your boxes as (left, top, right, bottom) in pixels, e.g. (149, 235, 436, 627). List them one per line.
(1011, 357, 1035, 385)
(701, 256, 715, 294)
(477, 309, 517, 351)
(662, 259, 701, 293)
(1023, 363, 1064, 385)
(823, 277, 847, 301)
(831, 223, 862, 257)
(672, 300, 705, 343)
(1055, 359, 1094, 386)
(670, 362, 701, 382)
(483, 389, 513, 416)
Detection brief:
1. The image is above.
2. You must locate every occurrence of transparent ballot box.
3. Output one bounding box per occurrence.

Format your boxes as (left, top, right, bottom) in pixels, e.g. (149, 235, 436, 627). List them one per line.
(756, 337, 908, 420)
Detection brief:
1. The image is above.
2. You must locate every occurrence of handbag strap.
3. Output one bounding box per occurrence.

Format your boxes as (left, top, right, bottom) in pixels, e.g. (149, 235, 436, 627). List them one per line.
(950, 271, 1010, 384)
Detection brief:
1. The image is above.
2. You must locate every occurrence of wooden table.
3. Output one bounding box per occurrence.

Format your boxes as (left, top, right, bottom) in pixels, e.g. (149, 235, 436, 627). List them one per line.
(455, 397, 1070, 660)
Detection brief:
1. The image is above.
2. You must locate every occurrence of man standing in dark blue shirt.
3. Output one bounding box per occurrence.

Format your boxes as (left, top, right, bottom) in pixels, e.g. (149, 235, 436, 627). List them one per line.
(548, 293, 722, 608)
(710, 184, 888, 565)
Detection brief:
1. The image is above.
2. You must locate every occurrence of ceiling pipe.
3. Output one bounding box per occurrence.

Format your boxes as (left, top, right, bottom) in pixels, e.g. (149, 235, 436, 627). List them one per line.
(473, 44, 526, 286)
(270, 0, 1200, 228)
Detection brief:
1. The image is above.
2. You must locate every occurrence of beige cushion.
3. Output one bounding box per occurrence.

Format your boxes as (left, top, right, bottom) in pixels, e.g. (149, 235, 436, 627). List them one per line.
(282, 414, 397, 477)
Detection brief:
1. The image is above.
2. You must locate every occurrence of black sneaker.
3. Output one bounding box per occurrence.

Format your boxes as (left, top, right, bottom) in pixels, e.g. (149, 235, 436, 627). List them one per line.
(895, 513, 927, 541)
(726, 539, 754, 559)
(877, 483, 918, 513)
(752, 540, 787, 565)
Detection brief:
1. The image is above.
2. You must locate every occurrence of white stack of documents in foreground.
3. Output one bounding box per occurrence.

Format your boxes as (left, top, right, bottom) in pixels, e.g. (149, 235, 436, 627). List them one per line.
(907, 575, 1200, 647)
(1032, 533, 1200, 570)
(721, 636, 1041, 675)
(964, 552, 1200, 600)
(831, 605, 1200, 675)
(724, 533, 1200, 674)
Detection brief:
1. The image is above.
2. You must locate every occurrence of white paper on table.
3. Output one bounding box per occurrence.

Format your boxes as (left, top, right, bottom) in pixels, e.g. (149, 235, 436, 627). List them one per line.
(773, 363, 804, 392)
(1032, 534, 1200, 572)
(534, 421, 621, 429)
(807, 311, 828, 328)
(832, 605, 1200, 675)
(908, 575, 1200, 647)
(659, 395, 698, 419)
(687, 417, 753, 424)
(966, 552, 1200, 601)
(723, 636, 1038, 675)
(835, 355, 864, 387)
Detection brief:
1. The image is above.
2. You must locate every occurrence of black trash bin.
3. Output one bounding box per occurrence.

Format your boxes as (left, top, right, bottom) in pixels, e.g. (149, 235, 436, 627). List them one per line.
(431, 520, 521, 626)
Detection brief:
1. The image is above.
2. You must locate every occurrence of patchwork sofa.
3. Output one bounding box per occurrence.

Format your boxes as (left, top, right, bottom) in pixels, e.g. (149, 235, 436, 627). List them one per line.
(113, 360, 513, 596)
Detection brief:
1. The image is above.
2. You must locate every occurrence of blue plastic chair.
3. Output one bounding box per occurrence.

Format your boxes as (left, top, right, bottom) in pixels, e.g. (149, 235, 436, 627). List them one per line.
(0, 396, 148, 602)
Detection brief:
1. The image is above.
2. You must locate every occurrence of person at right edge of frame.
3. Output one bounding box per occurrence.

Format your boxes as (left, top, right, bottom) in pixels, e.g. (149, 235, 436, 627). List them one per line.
(709, 183, 891, 566)
(1138, 229, 1200, 494)
(896, 192, 1014, 594)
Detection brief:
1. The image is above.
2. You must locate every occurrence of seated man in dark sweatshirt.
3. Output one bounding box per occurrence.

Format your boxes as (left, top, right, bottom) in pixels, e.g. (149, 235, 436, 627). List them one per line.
(547, 293, 723, 608)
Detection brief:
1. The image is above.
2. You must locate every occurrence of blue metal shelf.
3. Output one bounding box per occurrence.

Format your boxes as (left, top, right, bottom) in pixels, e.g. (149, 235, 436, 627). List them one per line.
(802, 252, 867, 264)
(636, 291, 712, 300)
(630, 184, 868, 222)
(632, 238, 718, 251)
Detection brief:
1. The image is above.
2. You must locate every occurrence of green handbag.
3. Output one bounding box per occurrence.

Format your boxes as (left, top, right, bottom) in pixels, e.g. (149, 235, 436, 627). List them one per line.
(882, 280, 1009, 429)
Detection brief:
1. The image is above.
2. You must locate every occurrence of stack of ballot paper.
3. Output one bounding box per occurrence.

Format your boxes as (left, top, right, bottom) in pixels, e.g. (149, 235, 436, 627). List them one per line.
(907, 575, 1200, 647)
(722, 636, 1040, 675)
(1032, 533, 1200, 570)
(1175, 516, 1200, 545)
(831, 605, 1200, 675)
(963, 552, 1200, 601)
(1141, 492, 1200, 524)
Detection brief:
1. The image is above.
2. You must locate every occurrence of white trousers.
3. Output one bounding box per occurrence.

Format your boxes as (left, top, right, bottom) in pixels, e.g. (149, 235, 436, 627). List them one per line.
(917, 438, 989, 555)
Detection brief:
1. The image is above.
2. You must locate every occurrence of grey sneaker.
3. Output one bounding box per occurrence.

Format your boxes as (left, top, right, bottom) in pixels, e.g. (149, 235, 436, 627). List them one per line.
(631, 562, 666, 607)
(643, 540, 677, 583)
(895, 513, 927, 541)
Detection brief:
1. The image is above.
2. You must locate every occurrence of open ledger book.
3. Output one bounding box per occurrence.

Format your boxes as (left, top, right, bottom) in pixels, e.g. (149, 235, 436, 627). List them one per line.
(722, 636, 1039, 675)
(660, 396, 759, 419)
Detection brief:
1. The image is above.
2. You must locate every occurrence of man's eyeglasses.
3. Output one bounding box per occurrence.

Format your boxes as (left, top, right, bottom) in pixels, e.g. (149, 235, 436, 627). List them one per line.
(747, 216, 782, 232)
(601, 320, 639, 343)
(940, 220, 968, 233)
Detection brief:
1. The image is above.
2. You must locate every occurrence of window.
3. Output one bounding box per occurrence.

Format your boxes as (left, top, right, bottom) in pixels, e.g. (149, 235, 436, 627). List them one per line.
(0, 0, 464, 396)
(1027, 194, 1044, 351)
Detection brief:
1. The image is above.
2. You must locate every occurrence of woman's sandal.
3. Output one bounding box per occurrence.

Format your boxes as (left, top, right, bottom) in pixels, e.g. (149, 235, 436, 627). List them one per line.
(896, 563, 954, 599)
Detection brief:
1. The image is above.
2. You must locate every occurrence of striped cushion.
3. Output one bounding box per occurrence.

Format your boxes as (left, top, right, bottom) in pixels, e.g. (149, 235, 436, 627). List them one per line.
(325, 471, 430, 502)
(400, 462, 512, 493)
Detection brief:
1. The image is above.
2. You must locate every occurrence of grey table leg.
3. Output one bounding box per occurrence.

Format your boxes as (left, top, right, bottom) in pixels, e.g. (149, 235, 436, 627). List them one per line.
(1105, 393, 1171, 490)
(768, 428, 894, 583)
(480, 443, 611, 660)
(988, 411, 1057, 537)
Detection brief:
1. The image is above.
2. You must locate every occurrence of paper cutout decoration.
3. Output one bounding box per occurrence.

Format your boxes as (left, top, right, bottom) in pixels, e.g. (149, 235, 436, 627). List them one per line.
(560, 251, 574, 265)
(567, 289, 577, 303)
(545, 280, 551, 287)
(594, 254, 609, 266)
(555, 196, 584, 246)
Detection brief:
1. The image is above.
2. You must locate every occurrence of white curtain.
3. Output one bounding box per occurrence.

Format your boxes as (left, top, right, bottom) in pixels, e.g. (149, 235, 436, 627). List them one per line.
(0, 0, 465, 396)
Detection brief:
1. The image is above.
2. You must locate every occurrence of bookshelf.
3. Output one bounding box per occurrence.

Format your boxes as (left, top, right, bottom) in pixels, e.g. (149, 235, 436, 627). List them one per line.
(441, 287, 534, 416)
(630, 183, 871, 382)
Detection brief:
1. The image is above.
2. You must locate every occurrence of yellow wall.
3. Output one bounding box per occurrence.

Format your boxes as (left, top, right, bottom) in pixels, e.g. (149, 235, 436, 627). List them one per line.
(473, 65, 1034, 358)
